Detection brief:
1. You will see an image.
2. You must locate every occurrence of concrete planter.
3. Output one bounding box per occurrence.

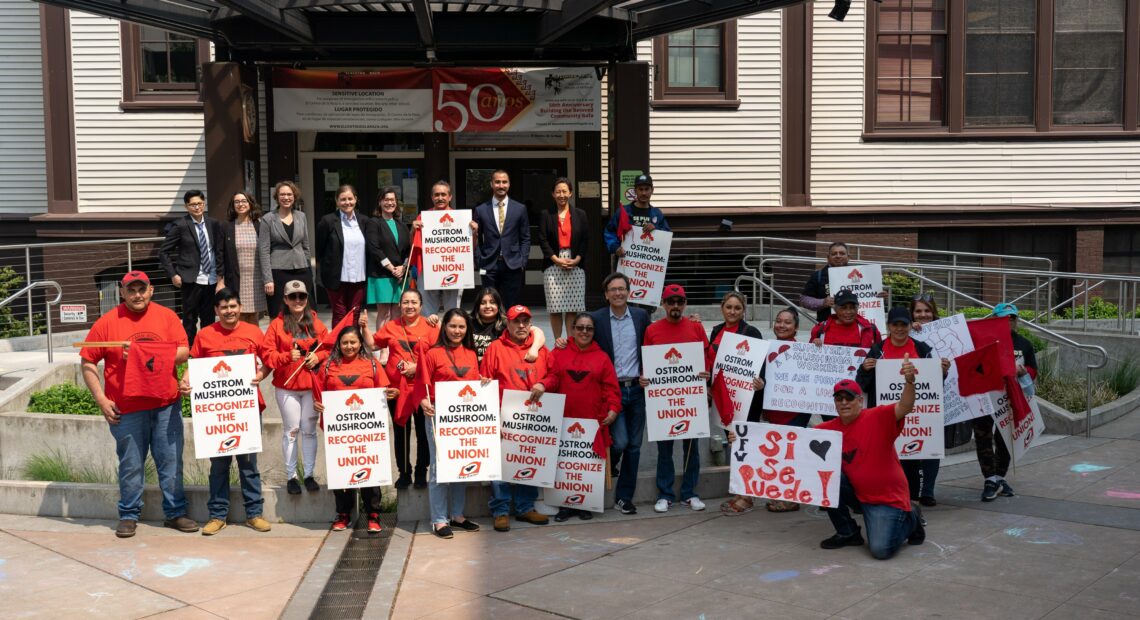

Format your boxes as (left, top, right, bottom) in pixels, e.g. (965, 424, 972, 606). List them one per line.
(1036, 386, 1140, 435)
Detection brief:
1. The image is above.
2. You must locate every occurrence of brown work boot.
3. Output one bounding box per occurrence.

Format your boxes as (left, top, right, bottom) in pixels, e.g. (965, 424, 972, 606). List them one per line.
(201, 518, 227, 536)
(164, 515, 200, 533)
(115, 519, 137, 538)
(515, 510, 549, 525)
(493, 515, 510, 532)
(246, 516, 272, 532)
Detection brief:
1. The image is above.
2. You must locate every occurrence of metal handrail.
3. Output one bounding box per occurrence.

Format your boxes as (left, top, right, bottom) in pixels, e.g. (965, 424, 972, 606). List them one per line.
(730, 235, 1053, 272)
(0, 236, 163, 252)
(0, 280, 63, 362)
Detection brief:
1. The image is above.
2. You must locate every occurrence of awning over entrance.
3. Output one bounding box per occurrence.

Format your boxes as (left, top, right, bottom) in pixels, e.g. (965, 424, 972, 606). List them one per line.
(36, 0, 803, 63)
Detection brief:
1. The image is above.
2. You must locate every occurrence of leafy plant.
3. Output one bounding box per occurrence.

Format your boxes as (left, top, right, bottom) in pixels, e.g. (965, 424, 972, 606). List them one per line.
(0, 266, 45, 338)
(1102, 357, 1140, 396)
(23, 448, 156, 484)
(883, 273, 922, 307)
(27, 384, 102, 415)
(1059, 297, 1121, 320)
(177, 363, 191, 418)
(1036, 359, 1118, 412)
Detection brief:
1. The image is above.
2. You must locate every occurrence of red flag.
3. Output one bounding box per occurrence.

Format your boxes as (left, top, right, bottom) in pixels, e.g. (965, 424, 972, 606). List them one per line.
(955, 342, 1005, 396)
(123, 341, 178, 400)
(615, 204, 632, 241)
(409, 225, 423, 276)
(592, 424, 612, 460)
(711, 369, 736, 427)
(966, 317, 1016, 378)
(322, 310, 357, 348)
(1005, 376, 1033, 424)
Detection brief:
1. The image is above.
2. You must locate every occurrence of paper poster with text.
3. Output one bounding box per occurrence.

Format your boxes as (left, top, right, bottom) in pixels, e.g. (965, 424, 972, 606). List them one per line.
(545, 418, 606, 513)
(500, 389, 564, 488)
(323, 388, 393, 489)
(762, 342, 867, 416)
(434, 380, 501, 483)
(188, 354, 262, 459)
(991, 389, 1045, 464)
(729, 422, 842, 508)
(421, 210, 474, 290)
(618, 226, 672, 307)
(828, 264, 885, 332)
(643, 341, 710, 441)
(876, 358, 945, 459)
(911, 313, 991, 424)
(712, 332, 771, 423)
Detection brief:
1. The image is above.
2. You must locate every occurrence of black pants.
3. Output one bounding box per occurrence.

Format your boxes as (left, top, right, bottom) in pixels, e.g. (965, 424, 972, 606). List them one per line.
(393, 403, 429, 478)
(482, 261, 524, 308)
(334, 486, 382, 517)
(179, 282, 216, 343)
(902, 459, 940, 499)
(268, 267, 315, 319)
(972, 416, 1011, 478)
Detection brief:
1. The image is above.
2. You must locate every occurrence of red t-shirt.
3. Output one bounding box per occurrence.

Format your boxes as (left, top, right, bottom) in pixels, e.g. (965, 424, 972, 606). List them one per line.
(412, 343, 480, 405)
(480, 331, 554, 397)
(644, 317, 712, 370)
(817, 404, 911, 511)
(315, 356, 388, 392)
(822, 321, 861, 347)
(881, 338, 918, 360)
(190, 321, 267, 411)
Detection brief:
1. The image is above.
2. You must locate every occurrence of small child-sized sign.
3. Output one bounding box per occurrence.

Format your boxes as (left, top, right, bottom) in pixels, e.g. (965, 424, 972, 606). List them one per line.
(729, 422, 842, 508)
(499, 389, 564, 488)
(188, 354, 262, 459)
(643, 341, 710, 441)
(545, 417, 606, 513)
(433, 380, 501, 483)
(323, 387, 393, 489)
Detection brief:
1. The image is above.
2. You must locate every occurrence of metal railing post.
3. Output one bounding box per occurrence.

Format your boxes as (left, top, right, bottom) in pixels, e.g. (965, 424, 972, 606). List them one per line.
(24, 247, 32, 336)
(1087, 366, 1094, 438)
(127, 241, 133, 272)
(1083, 279, 1089, 332)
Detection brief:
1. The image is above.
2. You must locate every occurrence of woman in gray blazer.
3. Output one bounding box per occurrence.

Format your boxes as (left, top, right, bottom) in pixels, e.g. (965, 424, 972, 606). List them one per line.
(260, 180, 314, 318)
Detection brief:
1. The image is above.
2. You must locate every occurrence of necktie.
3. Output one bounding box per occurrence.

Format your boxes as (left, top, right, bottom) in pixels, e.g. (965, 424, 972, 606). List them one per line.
(197, 222, 213, 276)
(498, 200, 506, 232)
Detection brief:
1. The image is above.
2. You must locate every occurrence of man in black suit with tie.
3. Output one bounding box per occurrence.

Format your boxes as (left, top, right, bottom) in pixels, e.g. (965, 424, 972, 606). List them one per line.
(160, 190, 225, 343)
(471, 170, 530, 307)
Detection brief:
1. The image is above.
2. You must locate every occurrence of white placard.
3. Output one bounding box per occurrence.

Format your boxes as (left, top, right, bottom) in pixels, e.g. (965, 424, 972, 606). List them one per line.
(943, 364, 994, 425)
(761, 342, 867, 416)
(323, 388, 393, 489)
(59, 304, 86, 323)
(433, 380, 501, 483)
(729, 422, 843, 508)
(711, 332, 771, 424)
(643, 341, 710, 441)
(911, 314, 992, 425)
(991, 389, 1045, 464)
(618, 226, 673, 307)
(188, 354, 262, 459)
(545, 418, 606, 513)
(500, 389, 564, 488)
(875, 358, 945, 459)
(829, 264, 885, 332)
(420, 210, 474, 291)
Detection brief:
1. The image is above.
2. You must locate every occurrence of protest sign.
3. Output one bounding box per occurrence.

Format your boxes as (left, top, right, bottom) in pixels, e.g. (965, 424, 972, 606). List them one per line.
(761, 342, 866, 416)
(545, 418, 606, 513)
(711, 332, 770, 423)
(875, 358, 945, 459)
(643, 341, 710, 442)
(728, 422, 842, 508)
(323, 388, 393, 489)
(911, 313, 991, 424)
(618, 226, 672, 307)
(500, 389, 564, 488)
(421, 210, 474, 291)
(188, 354, 262, 459)
(828, 264, 885, 332)
(943, 364, 993, 425)
(991, 389, 1045, 464)
(434, 380, 501, 483)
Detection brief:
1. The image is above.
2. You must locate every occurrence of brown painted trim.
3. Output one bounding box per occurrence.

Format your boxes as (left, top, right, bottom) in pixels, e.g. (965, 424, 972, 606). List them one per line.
(263, 67, 299, 193)
(40, 5, 77, 215)
(862, 129, 1140, 141)
(1125, 0, 1140, 131)
(119, 23, 209, 112)
(946, 1, 965, 133)
(863, 2, 876, 136)
(651, 20, 739, 108)
(781, 2, 811, 207)
(1035, 0, 1053, 131)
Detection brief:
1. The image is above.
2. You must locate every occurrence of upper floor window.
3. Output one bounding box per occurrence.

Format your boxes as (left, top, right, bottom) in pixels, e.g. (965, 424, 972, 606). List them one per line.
(652, 21, 740, 108)
(120, 23, 210, 111)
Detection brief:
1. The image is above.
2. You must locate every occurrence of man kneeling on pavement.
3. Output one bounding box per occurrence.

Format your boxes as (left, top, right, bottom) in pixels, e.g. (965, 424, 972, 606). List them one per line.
(817, 356, 926, 560)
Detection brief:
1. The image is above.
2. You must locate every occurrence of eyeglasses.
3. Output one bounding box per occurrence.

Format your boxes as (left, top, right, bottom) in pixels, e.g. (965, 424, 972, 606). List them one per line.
(663, 298, 686, 306)
(286, 293, 308, 301)
(912, 293, 934, 302)
(233, 198, 250, 204)
(606, 286, 628, 293)
(573, 325, 595, 332)
(833, 393, 857, 402)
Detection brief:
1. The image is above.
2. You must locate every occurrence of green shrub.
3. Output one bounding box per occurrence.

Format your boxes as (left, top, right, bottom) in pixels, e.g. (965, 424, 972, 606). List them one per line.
(883, 273, 922, 307)
(177, 363, 191, 418)
(1102, 357, 1140, 396)
(1016, 327, 1047, 353)
(0, 266, 45, 338)
(1059, 297, 1121, 320)
(1036, 359, 1118, 411)
(27, 384, 102, 415)
(22, 448, 156, 484)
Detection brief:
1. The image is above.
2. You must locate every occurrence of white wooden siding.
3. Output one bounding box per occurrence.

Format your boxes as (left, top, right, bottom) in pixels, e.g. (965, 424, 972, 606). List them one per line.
(810, 2, 1140, 207)
(0, 0, 46, 214)
(69, 11, 207, 214)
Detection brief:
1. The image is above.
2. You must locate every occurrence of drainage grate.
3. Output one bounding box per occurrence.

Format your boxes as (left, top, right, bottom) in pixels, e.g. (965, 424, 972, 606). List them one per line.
(309, 512, 398, 620)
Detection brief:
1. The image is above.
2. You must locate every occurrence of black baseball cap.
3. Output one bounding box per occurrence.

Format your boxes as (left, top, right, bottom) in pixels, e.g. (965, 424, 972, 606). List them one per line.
(887, 307, 912, 325)
(834, 289, 858, 307)
(634, 174, 653, 187)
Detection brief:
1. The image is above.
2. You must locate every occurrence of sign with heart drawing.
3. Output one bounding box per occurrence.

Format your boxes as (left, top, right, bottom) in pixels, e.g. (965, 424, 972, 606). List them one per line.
(761, 342, 866, 416)
(729, 422, 842, 508)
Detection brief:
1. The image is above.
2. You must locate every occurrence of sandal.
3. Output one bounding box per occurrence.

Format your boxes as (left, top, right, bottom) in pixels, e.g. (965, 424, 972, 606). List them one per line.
(719, 496, 755, 516)
(766, 500, 801, 513)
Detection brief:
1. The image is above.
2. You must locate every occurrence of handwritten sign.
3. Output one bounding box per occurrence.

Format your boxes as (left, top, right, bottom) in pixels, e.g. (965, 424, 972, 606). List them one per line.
(729, 422, 842, 508)
(499, 389, 564, 488)
(545, 418, 606, 513)
(876, 358, 945, 459)
(761, 342, 866, 416)
(188, 354, 262, 459)
(618, 226, 672, 307)
(433, 380, 501, 483)
(712, 332, 770, 423)
(323, 388, 393, 489)
(643, 341, 710, 441)
(421, 210, 474, 291)
(911, 314, 991, 425)
(829, 264, 885, 332)
(991, 389, 1045, 464)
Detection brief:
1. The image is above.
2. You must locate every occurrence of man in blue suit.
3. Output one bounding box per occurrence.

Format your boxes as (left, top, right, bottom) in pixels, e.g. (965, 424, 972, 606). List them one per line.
(471, 170, 530, 307)
(590, 272, 651, 515)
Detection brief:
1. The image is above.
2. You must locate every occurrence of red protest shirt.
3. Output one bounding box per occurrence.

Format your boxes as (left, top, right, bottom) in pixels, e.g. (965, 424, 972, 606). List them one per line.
(412, 343, 480, 405)
(314, 356, 389, 392)
(261, 312, 329, 391)
(644, 317, 713, 370)
(190, 321, 268, 411)
(373, 316, 439, 386)
(480, 330, 555, 397)
(880, 338, 919, 360)
(811, 315, 881, 348)
(817, 404, 911, 511)
(548, 341, 622, 421)
(80, 303, 188, 414)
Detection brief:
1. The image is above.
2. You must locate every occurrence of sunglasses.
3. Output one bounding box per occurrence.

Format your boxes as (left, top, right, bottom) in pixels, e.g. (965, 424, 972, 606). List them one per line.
(832, 393, 857, 402)
(912, 293, 934, 302)
(663, 298, 686, 306)
(286, 293, 308, 301)
(574, 325, 595, 332)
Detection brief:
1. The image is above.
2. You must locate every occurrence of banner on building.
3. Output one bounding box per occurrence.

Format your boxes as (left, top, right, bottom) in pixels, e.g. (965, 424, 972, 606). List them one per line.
(433, 380, 501, 483)
(711, 332, 770, 423)
(500, 389, 564, 488)
(643, 341, 710, 441)
(728, 422, 842, 508)
(188, 354, 262, 459)
(618, 226, 672, 308)
(761, 342, 866, 416)
(828, 264, 885, 332)
(545, 418, 606, 513)
(323, 388, 393, 489)
(420, 210, 474, 291)
(875, 358, 945, 459)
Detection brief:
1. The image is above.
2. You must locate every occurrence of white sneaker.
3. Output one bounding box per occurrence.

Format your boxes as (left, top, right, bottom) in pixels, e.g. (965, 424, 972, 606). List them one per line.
(654, 499, 672, 513)
(681, 497, 706, 511)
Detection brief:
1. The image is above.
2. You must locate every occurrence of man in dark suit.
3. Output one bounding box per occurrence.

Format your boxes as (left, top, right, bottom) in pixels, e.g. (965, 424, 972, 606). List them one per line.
(471, 170, 530, 307)
(160, 189, 225, 343)
(589, 272, 650, 515)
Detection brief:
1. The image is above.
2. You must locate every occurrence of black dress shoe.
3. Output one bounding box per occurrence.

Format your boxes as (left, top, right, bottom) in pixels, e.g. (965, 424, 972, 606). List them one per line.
(449, 519, 480, 531)
(304, 477, 320, 492)
(413, 470, 428, 489)
(820, 530, 864, 550)
(395, 473, 411, 490)
(554, 508, 573, 522)
(287, 478, 302, 495)
(577, 510, 593, 520)
(433, 525, 454, 539)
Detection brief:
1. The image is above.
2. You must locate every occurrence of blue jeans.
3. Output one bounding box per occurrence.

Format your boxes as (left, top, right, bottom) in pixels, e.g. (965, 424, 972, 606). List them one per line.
(655, 438, 700, 502)
(108, 401, 188, 521)
(490, 482, 537, 517)
(826, 474, 918, 560)
(424, 416, 467, 525)
(610, 384, 646, 503)
(207, 453, 263, 520)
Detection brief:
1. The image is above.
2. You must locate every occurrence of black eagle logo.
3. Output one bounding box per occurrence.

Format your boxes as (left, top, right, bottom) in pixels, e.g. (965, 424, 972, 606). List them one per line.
(338, 375, 360, 386)
(567, 370, 590, 383)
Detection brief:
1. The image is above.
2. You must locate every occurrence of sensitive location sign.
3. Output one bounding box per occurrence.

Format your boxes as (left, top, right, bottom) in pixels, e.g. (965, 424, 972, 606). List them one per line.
(711, 332, 770, 424)
(420, 210, 474, 291)
(875, 358, 945, 459)
(642, 341, 710, 442)
(618, 226, 672, 308)
(729, 422, 842, 508)
(499, 389, 564, 488)
(323, 388, 393, 489)
(762, 342, 866, 416)
(188, 354, 262, 459)
(828, 264, 885, 332)
(434, 380, 501, 483)
(545, 417, 606, 513)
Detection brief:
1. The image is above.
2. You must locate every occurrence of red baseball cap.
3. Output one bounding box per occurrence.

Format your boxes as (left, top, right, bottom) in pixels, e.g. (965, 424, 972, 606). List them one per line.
(833, 379, 863, 397)
(662, 283, 687, 300)
(120, 270, 150, 286)
(506, 305, 532, 320)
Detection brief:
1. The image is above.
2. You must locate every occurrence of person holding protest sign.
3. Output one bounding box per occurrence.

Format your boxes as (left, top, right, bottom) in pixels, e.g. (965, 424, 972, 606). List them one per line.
(361, 290, 437, 490)
(411, 181, 472, 318)
(603, 174, 670, 261)
(909, 295, 962, 506)
(810, 288, 882, 348)
(538, 177, 588, 339)
(181, 288, 271, 536)
(642, 284, 712, 513)
(818, 368, 926, 560)
(800, 242, 849, 324)
(317, 184, 371, 329)
(546, 313, 622, 521)
(413, 308, 484, 539)
(366, 186, 411, 329)
(313, 325, 399, 533)
(471, 287, 546, 363)
(262, 280, 328, 495)
(80, 270, 197, 538)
